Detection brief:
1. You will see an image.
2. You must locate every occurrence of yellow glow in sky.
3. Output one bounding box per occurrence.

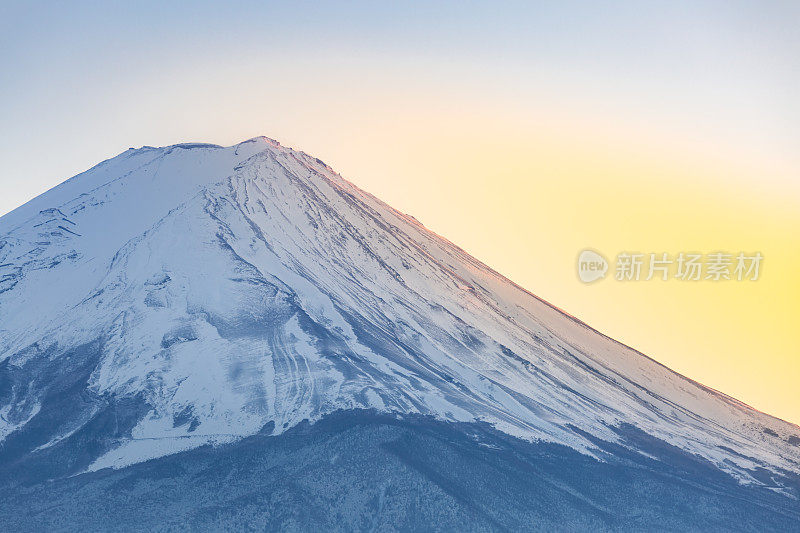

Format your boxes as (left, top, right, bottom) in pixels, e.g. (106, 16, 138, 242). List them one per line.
(2, 3, 797, 425)
(268, 90, 800, 426)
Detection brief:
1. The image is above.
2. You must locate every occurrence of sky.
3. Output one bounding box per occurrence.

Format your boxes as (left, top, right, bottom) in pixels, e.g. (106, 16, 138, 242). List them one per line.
(1, 1, 798, 424)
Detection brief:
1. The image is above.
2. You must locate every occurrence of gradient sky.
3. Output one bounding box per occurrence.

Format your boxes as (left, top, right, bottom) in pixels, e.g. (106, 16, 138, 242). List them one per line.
(1, 1, 798, 424)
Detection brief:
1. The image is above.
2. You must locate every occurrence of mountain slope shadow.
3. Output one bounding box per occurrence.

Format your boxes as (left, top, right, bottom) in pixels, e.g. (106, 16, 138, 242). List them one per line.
(1, 410, 798, 532)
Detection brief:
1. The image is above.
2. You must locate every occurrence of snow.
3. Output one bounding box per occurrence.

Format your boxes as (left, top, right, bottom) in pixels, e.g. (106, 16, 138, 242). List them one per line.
(0, 137, 798, 484)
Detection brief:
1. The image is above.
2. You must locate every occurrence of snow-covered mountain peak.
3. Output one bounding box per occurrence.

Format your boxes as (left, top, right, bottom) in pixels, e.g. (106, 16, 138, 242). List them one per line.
(240, 135, 283, 147)
(1, 138, 798, 487)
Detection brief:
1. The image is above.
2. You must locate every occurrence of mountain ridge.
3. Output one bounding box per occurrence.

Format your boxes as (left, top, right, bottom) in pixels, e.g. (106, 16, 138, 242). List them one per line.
(1, 137, 798, 492)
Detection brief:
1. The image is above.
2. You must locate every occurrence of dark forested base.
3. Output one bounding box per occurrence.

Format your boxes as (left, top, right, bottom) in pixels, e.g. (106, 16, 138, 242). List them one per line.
(1, 410, 798, 532)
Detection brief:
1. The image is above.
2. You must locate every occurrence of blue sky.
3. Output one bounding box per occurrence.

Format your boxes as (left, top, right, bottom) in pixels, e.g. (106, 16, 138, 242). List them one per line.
(2, 3, 797, 209)
(1, 1, 799, 421)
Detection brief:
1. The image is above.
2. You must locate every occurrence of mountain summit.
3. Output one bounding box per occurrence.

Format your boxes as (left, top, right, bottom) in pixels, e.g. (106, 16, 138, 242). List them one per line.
(1, 138, 798, 530)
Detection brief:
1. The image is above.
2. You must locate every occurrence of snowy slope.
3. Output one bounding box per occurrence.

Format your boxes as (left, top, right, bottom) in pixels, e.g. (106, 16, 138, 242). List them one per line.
(1, 137, 798, 487)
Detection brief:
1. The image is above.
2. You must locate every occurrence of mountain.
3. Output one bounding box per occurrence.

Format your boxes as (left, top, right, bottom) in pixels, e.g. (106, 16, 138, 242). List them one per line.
(1, 137, 798, 531)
